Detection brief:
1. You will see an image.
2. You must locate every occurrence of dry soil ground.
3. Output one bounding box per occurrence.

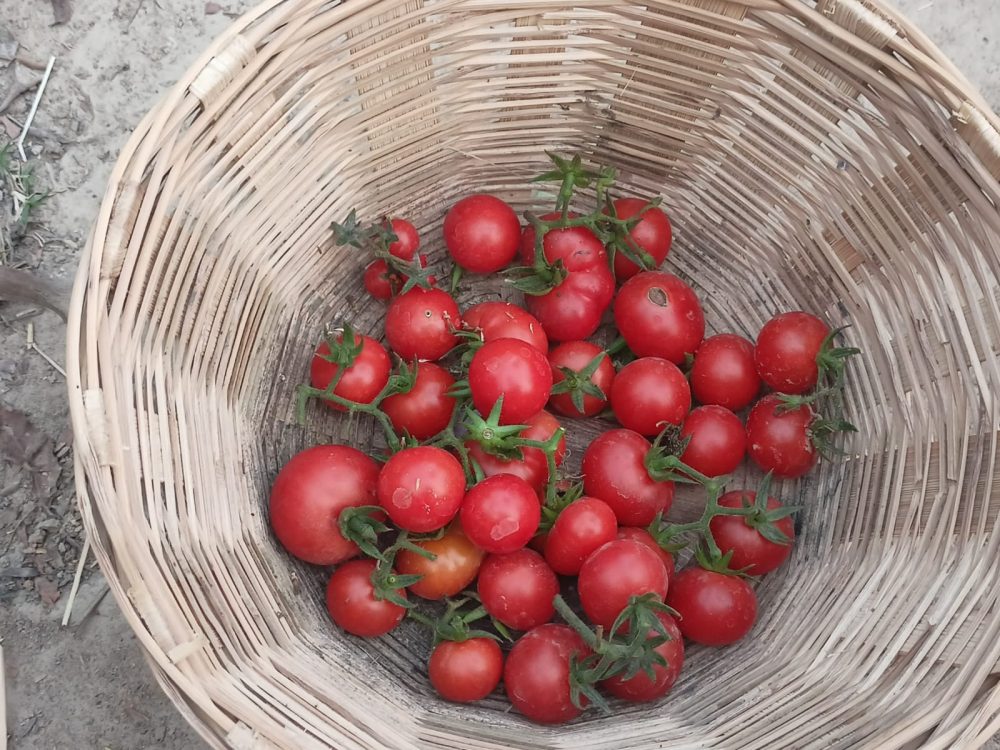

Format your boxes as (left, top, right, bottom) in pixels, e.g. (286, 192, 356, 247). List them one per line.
(0, 1, 996, 748)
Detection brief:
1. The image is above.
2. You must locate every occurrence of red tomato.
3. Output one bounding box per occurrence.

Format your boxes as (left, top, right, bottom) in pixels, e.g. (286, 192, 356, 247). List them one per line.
(385, 287, 461, 362)
(377, 446, 466, 532)
(469, 338, 553, 425)
(429, 638, 504, 703)
(310, 334, 391, 411)
(363, 259, 401, 300)
(463, 301, 548, 353)
(666, 567, 757, 646)
(582, 429, 674, 526)
(614, 271, 704, 364)
(395, 524, 484, 600)
(611, 357, 691, 437)
(746, 394, 817, 478)
(326, 559, 405, 637)
(444, 194, 521, 273)
(544, 496, 618, 575)
(386, 217, 419, 261)
(710, 491, 795, 575)
(679, 405, 746, 477)
(381, 362, 456, 440)
(548, 340, 615, 418)
(460, 474, 541, 554)
(477, 548, 559, 631)
(690, 333, 761, 411)
(577, 538, 669, 630)
(467, 410, 566, 495)
(504, 624, 591, 724)
(601, 611, 684, 702)
(617, 527, 675, 582)
(608, 198, 673, 281)
(754, 311, 829, 394)
(269, 445, 379, 565)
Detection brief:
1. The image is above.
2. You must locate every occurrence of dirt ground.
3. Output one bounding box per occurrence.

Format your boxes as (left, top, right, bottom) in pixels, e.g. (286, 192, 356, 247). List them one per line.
(0, 0, 996, 748)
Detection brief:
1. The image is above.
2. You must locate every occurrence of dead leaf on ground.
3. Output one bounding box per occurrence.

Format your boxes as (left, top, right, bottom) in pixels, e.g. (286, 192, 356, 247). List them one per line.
(205, 2, 223, 14)
(35, 575, 60, 604)
(0, 404, 61, 497)
(51, 0, 74, 25)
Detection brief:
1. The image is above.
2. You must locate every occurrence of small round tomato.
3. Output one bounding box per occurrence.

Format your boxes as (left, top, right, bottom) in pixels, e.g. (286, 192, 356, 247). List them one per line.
(386, 217, 419, 261)
(477, 548, 559, 631)
(460, 474, 540, 553)
(746, 394, 817, 478)
(690, 333, 760, 411)
(601, 611, 683, 702)
(381, 361, 456, 440)
(429, 638, 503, 703)
(608, 198, 673, 281)
(396, 524, 484, 600)
(467, 410, 566, 495)
(463, 301, 548, 353)
(310, 334, 391, 411)
(666, 567, 757, 646)
(548, 341, 615, 418)
(614, 271, 704, 364)
(755, 311, 829, 394)
(611, 357, 691, 436)
(544, 496, 618, 575)
(377, 446, 466, 532)
(679, 405, 746, 478)
(326, 559, 405, 637)
(469, 338, 553, 425)
(385, 287, 461, 362)
(710, 491, 795, 575)
(582, 429, 674, 526)
(269, 445, 380, 565)
(504, 624, 591, 724)
(577, 538, 669, 630)
(617, 527, 675, 582)
(444, 194, 521, 273)
(363, 259, 401, 300)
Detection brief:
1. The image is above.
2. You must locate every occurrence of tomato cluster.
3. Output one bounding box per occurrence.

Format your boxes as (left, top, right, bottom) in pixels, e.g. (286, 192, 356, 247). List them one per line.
(270, 154, 859, 724)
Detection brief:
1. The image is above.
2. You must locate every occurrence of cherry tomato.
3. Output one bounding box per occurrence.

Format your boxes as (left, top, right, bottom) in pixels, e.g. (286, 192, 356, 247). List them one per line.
(381, 361, 456, 440)
(666, 567, 757, 646)
(608, 198, 673, 281)
(310, 334, 391, 411)
(710, 491, 795, 575)
(577, 538, 669, 630)
(429, 638, 504, 703)
(679, 405, 746, 477)
(386, 217, 419, 261)
(544, 496, 618, 575)
(363, 259, 401, 300)
(385, 287, 461, 362)
(617, 527, 675, 582)
(467, 411, 566, 495)
(444, 194, 521, 273)
(754, 311, 829, 394)
(269, 445, 380, 565)
(614, 271, 704, 364)
(326, 559, 405, 637)
(477, 548, 559, 631)
(504, 624, 591, 724)
(611, 357, 691, 437)
(582, 429, 674, 526)
(463, 301, 548, 353)
(377, 446, 466, 532)
(548, 341, 615, 418)
(395, 524, 484, 600)
(746, 394, 817, 478)
(601, 611, 684, 702)
(469, 338, 553, 425)
(460, 474, 540, 554)
(690, 333, 760, 411)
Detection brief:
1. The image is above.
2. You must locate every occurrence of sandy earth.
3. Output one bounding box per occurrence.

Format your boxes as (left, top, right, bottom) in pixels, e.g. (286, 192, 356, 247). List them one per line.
(0, 0, 996, 748)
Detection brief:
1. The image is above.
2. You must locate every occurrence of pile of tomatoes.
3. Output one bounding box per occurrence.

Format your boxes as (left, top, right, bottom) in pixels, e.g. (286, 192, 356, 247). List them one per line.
(269, 155, 858, 724)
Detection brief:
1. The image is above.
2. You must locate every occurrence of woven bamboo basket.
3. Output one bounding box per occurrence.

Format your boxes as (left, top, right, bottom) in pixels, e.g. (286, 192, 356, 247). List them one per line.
(66, 0, 1000, 747)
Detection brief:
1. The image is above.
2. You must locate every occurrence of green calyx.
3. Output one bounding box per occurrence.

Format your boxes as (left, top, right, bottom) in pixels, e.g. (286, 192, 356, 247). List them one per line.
(408, 595, 506, 644)
(550, 351, 609, 415)
(538, 481, 585, 533)
(332, 210, 435, 293)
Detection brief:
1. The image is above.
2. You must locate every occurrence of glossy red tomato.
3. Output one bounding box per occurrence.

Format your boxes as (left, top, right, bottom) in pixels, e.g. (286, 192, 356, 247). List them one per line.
(755, 311, 829, 394)
(746, 394, 818, 478)
(608, 198, 673, 281)
(710, 491, 795, 575)
(396, 524, 484, 599)
(326, 559, 406, 637)
(679, 405, 746, 477)
(385, 287, 461, 362)
(462, 301, 548, 353)
(666, 567, 757, 646)
(386, 217, 419, 261)
(548, 340, 615, 418)
(269, 445, 380, 565)
(601, 611, 684, 702)
(381, 361, 456, 440)
(582, 429, 674, 526)
(363, 259, 401, 300)
(377, 446, 466, 532)
(614, 271, 704, 364)
(460, 474, 540, 554)
(444, 194, 521, 273)
(690, 333, 760, 411)
(617, 527, 675, 582)
(611, 357, 691, 436)
(477, 548, 559, 631)
(429, 638, 504, 703)
(504, 624, 591, 724)
(544, 496, 618, 575)
(578, 538, 669, 630)
(310, 334, 391, 411)
(467, 410, 566, 495)
(469, 338, 553, 425)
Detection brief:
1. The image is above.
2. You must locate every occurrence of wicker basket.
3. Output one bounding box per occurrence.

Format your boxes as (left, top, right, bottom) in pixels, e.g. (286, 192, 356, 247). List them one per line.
(66, 0, 1000, 747)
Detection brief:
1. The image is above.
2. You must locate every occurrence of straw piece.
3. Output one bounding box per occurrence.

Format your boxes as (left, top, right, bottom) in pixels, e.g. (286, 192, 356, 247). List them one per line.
(16, 56, 55, 161)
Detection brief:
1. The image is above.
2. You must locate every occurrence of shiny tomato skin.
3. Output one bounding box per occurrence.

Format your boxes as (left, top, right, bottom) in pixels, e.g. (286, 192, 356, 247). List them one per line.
(754, 311, 829, 394)
(601, 611, 684, 702)
(460, 474, 541, 554)
(469, 338, 553, 425)
(387, 218, 419, 261)
(363, 259, 400, 300)
(310, 334, 391, 411)
(381, 361, 456, 440)
(679, 405, 746, 477)
(548, 340, 616, 418)
(611, 357, 691, 436)
(582, 429, 674, 526)
(477, 548, 559, 631)
(544, 496, 618, 576)
(326, 559, 406, 637)
(269, 445, 380, 565)
(385, 287, 461, 362)
(444, 194, 521, 273)
(609, 198, 673, 281)
(614, 271, 704, 364)
(396, 524, 484, 600)
(690, 333, 761, 411)
(429, 638, 504, 703)
(577, 538, 669, 630)
(710, 491, 795, 575)
(463, 301, 548, 353)
(617, 527, 675, 582)
(466, 410, 566, 495)
(666, 567, 757, 646)
(504, 624, 591, 724)
(377, 446, 466, 533)
(746, 394, 818, 478)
